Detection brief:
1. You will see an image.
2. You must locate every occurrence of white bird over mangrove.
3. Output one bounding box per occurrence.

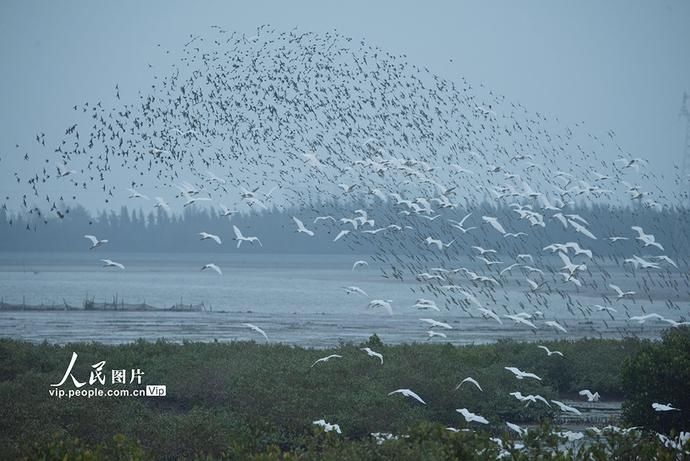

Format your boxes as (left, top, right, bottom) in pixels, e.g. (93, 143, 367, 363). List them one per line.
(505, 367, 542, 381)
(361, 347, 383, 364)
(579, 390, 600, 402)
(652, 403, 680, 412)
(455, 377, 483, 392)
(551, 400, 582, 415)
(420, 318, 452, 329)
(311, 354, 342, 368)
(456, 408, 489, 424)
(537, 345, 564, 357)
(388, 388, 426, 405)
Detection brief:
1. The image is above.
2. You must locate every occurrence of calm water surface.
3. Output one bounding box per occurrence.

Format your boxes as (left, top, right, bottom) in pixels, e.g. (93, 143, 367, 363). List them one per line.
(0, 252, 679, 346)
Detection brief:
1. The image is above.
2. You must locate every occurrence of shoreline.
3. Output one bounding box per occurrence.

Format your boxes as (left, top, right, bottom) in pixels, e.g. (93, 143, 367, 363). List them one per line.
(0, 309, 670, 347)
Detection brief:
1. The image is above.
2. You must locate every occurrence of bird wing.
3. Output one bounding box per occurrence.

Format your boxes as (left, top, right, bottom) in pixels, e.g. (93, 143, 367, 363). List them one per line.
(245, 323, 268, 340)
(311, 355, 338, 367)
(479, 308, 502, 324)
(458, 212, 472, 226)
(609, 284, 623, 296)
(546, 321, 567, 333)
(461, 377, 482, 391)
(500, 263, 518, 274)
(233, 225, 243, 239)
(552, 400, 565, 410)
(352, 260, 368, 269)
(570, 220, 597, 239)
(318, 216, 335, 223)
(84, 235, 98, 245)
(406, 390, 426, 404)
(334, 230, 349, 242)
(507, 422, 525, 435)
(558, 251, 573, 268)
(535, 395, 551, 406)
(553, 213, 568, 228)
(475, 414, 489, 424)
(520, 318, 538, 329)
(457, 408, 471, 421)
(346, 286, 367, 296)
(483, 216, 506, 234)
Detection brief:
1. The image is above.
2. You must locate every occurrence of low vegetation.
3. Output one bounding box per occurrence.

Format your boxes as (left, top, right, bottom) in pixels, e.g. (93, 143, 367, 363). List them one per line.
(0, 330, 687, 460)
(622, 326, 690, 433)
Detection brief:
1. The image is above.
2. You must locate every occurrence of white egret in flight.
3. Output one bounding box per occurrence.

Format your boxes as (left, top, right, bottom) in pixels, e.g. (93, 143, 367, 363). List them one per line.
(198, 232, 222, 244)
(101, 259, 125, 270)
(456, 408, 489, 424)
(233, 225, 262, 248)
(84, 235, 108, 249)
(311, 354, 342, 368)
(201, 263, 222, 275)
(243, 323, 269, 341)
(388, 388, 426, 405)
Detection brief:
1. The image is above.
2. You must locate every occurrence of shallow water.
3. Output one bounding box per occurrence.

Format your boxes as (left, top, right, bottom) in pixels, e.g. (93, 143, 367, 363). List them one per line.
(0, 309, 671, 347)
(0, 252, 683, 346)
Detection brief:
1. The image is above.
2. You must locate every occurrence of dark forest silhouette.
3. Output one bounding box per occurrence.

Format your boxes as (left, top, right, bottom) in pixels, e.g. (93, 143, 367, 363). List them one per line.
(0, 201, 688, 257)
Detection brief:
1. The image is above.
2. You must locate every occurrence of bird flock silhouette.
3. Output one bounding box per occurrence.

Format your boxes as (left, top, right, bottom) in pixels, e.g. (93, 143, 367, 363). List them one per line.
(3, 25, 688, 449)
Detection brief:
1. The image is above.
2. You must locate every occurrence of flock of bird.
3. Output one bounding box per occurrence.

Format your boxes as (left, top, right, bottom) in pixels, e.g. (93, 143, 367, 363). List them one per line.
(305, 339, 685, 454)
(3, 25, 689, 452)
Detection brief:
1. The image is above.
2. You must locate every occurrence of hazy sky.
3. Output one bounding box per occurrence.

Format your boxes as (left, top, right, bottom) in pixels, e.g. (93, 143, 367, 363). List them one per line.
(1, 0, 689, 210)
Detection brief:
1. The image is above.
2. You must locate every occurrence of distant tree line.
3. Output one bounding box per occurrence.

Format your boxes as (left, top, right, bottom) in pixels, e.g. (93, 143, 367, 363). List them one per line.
(0, 201, 688, 256)
(0, 201, 369, 254)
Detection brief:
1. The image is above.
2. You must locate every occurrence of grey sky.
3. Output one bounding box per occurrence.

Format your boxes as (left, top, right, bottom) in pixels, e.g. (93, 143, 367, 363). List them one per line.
(1, 0, 689, 211)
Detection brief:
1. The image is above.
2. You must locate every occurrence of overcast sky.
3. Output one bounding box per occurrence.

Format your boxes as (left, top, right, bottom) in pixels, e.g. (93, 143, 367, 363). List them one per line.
(1, 0, 689, 210)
